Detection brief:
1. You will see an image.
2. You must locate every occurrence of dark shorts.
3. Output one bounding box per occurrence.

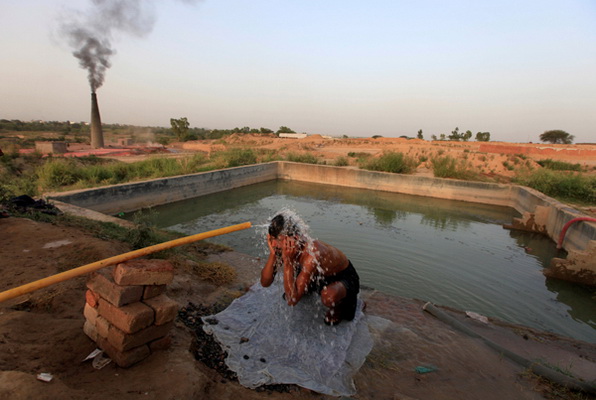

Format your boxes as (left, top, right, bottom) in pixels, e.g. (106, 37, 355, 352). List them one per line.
(310, 261, 360, 321)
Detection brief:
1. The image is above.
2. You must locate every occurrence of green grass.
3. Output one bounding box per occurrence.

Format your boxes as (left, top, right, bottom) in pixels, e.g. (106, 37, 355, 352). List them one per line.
(333, 156, 349, 167)
(537, 159, 583, 172)
(514, 169, 596, 205)
(16, 154, 215, 193)
(360, 151, 418, 174)
(431, 155, 478, 180)
(215, 148, 258, 168)
(347, 151, 371, 158)
(285, 152, 319, 164)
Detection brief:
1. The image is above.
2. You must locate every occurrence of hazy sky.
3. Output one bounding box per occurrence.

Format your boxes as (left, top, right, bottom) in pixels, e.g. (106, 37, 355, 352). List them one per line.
(1, 0, 595, 142)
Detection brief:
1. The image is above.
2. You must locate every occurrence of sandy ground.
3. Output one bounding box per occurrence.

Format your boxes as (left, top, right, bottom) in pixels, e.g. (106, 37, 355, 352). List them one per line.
(179, 135, 595, 216)
(178, 134, 596, 175)
(1, 216, 595, 400)
(1, 137, 595, 398)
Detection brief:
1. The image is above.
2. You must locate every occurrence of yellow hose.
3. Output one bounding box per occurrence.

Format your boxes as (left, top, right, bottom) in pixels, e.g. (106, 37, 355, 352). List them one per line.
(0, 221, 252, 303)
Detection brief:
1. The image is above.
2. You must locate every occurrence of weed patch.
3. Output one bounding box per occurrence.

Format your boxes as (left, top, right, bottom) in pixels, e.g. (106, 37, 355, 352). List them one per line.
(514, 169, 595, 205)
(360, 151, 417, 174)
(285, 152, 319, 164)
(431, 155, 478, 180)
(537, 159, 582, 172)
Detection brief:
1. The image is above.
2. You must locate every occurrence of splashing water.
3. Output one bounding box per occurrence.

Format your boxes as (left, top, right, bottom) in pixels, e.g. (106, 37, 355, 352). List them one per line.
(269, 208, 332, 286)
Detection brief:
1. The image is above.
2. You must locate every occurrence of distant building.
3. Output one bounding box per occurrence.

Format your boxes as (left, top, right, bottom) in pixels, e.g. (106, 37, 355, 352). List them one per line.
(279, 133, 308, 139)
(116, 138, 133, 146)
(35, 141, 67, 154)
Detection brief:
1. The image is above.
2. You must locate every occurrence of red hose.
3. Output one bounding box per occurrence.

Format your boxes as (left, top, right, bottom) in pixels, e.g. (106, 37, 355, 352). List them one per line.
(557, 217, 596, 249)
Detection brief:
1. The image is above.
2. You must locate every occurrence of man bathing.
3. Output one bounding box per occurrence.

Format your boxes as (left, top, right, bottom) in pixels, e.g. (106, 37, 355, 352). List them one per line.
(260, 213, 360, 325)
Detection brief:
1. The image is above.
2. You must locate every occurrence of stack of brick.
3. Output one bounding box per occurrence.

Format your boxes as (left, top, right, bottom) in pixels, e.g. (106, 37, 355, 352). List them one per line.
(83, 259, 179, 367)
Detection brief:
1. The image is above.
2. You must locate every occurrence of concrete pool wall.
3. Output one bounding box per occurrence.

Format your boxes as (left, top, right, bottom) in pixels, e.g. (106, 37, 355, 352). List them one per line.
(48, 161, 595, 280)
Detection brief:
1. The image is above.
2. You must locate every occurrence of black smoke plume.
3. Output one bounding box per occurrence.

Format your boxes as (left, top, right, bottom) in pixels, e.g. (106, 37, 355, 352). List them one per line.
(60, 0, 201, 92)
(60, 0, 156, 92)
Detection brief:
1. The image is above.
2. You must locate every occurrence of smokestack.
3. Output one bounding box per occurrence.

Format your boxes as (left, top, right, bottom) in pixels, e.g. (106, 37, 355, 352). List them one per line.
(90, 92, 104, 148)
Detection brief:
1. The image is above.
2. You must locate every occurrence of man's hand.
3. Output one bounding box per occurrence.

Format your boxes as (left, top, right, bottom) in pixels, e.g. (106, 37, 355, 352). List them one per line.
(282, 236, 299, 259)
(267, 234, 279, 254)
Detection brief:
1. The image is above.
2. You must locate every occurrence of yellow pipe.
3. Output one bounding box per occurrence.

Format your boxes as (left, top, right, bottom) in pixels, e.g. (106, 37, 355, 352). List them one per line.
(0, 221, 252, 304)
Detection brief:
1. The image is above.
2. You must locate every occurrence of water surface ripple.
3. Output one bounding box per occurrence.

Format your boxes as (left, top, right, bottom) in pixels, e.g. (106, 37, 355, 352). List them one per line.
(125, 180, 595, 343)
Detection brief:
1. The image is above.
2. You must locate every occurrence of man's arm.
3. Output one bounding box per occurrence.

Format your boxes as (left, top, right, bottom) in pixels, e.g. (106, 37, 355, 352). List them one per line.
(283, 256, 297, 304)
(284, 252, 317, 306)
(281, 236, 302, 305)
(260, 235, 278, 287)
(290, 255, 316, 305)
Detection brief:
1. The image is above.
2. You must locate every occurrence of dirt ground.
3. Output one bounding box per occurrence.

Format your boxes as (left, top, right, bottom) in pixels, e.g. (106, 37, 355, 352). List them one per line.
(181, 135, 596, 216)
(1, 137, 595, 399)
(1, 216, 595, 400)
(176, 134, 596, 175)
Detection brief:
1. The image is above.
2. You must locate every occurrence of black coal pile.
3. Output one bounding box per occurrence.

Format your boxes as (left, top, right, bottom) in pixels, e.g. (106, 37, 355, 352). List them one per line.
(179, 302, 237, 381)
(178, 302, 296, 394)
(1, 195, 61, 218)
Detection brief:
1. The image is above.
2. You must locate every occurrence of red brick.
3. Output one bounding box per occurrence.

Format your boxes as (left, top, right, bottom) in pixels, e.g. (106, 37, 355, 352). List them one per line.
(83, 320, 98, 342)
(98, 298, 154, 334)
(97, 336, 150, 368)
(149, 335, 172, 352)
(96, 315, 110, 339)
(143, 284, 166, 300)
(113, 259, 174, 286)
(86, 290, 100, 308)
(143, 294, 179, 325)
(83, 303, 99, 325)
(107, 322, 174, 352)
(87, 272, 143, 307)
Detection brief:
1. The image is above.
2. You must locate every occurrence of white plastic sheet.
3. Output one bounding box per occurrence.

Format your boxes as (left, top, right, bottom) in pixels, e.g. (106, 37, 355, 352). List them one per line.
(202, 280, 372, 396)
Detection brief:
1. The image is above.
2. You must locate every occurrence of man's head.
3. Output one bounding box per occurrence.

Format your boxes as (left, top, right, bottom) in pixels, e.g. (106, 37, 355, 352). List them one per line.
(269, 214, 301, 239)
(268, 214, 285, 238)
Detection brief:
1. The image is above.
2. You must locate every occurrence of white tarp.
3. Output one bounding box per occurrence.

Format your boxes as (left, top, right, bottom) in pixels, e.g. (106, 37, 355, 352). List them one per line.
(202, 280, 373, 396)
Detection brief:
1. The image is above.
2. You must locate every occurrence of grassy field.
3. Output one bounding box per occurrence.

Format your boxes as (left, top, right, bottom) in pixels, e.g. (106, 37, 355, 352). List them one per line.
(1, 131, 594, 207)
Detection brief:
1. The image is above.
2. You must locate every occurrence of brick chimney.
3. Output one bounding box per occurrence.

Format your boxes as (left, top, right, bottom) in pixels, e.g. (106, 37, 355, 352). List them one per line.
(90, 92, 104, 148)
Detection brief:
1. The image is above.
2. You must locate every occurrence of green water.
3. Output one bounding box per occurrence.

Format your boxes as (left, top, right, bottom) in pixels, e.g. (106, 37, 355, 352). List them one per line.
(124, 180, 596, 343)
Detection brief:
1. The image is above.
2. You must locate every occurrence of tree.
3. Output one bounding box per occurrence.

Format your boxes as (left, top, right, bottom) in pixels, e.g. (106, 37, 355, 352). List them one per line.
(431, 134, 438, 141)
(462, 130, 473, 141)
(476, 132, 490, 142)
(260, 127, 273, 134)
(417, 129, 424, 140)
(539, 130, 574, 144)
(170, 117, 190, 141)
(277, 126, 295, 134)
(448, 127, 462, 141)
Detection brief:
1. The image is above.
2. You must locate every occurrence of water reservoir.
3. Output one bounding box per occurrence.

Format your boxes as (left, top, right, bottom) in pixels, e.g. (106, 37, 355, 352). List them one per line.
(124, 180, 595, 343)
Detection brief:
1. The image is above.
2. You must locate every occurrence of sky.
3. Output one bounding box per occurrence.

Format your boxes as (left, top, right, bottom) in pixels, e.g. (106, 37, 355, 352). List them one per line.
(1, 0, 595, 143)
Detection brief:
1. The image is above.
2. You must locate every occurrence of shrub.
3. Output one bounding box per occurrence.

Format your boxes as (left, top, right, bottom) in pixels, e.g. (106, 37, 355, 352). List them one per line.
(502, 161, 514, 171)
(37, 158, 82, 189)
(537, 159, 582, 172)
(181, 153, 208, 173)
(431, 155, 477, 180)
(333, 156, 349, 167)
(257, 149, 281, 163)
(514, 169, 595, 204)
(360, 151, 417, 174)
(285, 152, 319, 164)
(222, 148, 257, 167)
(347, 152, 371, 158)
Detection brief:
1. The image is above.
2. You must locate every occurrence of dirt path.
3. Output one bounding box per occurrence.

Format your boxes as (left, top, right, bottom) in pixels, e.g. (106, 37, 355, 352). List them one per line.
(0, 217, 594, 399)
